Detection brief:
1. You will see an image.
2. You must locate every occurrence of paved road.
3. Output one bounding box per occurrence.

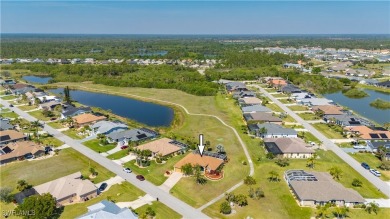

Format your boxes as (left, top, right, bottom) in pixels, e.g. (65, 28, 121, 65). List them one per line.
(251, 84, 390, 198)
(1, 99, 209, 219)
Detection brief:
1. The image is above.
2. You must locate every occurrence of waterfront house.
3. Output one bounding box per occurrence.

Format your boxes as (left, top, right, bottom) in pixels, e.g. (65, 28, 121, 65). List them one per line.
(60, 106, 92, 119)
(38, 100, 61, 111)
(90, 120, 128, 135)
(312, 105, 344, 116)
(107, 128, 158, 147)
(72, 113, 106, 127)
(135, 138, 187, 157)
(343, 126, 390, 140)
(243, 112, 282, 124)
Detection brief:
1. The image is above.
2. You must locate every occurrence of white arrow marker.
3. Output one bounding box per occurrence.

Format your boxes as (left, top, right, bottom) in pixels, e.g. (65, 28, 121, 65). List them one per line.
(197, 134, 205, 157)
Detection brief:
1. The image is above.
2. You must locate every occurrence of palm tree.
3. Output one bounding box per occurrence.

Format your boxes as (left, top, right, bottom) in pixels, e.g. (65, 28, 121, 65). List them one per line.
(30, 120, 41, 139)
(328, 166, 343, 180)
(268, 170, 279, 182)
(306, 153, 318, 169)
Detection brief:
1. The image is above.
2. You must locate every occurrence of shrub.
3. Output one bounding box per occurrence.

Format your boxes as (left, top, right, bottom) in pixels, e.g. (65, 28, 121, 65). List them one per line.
(244, 176, 256, 186)
(220, 201, 232, 214)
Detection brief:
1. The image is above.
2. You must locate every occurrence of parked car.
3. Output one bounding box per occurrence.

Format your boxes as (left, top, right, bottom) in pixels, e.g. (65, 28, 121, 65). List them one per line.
(123, 168, 132, 173)
(120, 146, 129, 150)
(361, 162, 370, 170)
(98, 183, 108, 192)
(136, 175, 145, 181)
(9, 104, 14, 107)
(353, 145, 366, 149)
(25, 154, 34, 159)
(370, 169, 381, 177)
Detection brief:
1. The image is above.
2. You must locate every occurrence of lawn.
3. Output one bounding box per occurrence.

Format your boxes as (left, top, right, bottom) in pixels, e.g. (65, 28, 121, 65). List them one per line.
(18, 104, 37, 111)
(312, 123, 344, 139)
(283, 115, 296, 123)
(283, 124, 304, 129)
(63, 128, 87, 140)
(1, 95, 18, 100)
(28, 110, 51, 121)
(60, 182, 146, 219)
(203, 150, 387, 219)
(0, 111, 19, 119)
(0, 148, 115, 188)
(0, 202, 20, 219)
(135, 201, 182, 219)
(124, 154, 186, 186)
(83, 139, 116, 153)
(272, 93, 288, 98)
(48, 121, 65, 129)
(300, 131, 321, 144)
(265, 103, 284, 112)
(350, 153, 390, 181)
(297, 112, 320, 120)
(107, 149, 130, 160)
(40, 135, 64, 147)
(288, 105, 308, 111)
(279, 98, 293, 104)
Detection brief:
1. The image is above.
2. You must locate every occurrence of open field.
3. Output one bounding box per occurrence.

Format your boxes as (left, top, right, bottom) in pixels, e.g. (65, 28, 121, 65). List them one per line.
(60, 182, 146, 219)
(279, 98, 293, 104)
(265, 103, 284, 112)
(62, 128, 87, 140)
(18, 104, 37, 111)
(350, 153, 390, 181)
(297, 112, 320, 120)
(83, 139, 116, 153)
(300, 131, 321, 144)
(27, 110, 51, 121)
(288, 105, 308, 111)
(0, 148, 115, 188)
(312, 123, 345, 139)
(135, 201, 182, 219)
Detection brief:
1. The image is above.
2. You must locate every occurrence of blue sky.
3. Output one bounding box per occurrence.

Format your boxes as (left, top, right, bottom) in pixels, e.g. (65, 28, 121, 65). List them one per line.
(1, 1, 389, 34)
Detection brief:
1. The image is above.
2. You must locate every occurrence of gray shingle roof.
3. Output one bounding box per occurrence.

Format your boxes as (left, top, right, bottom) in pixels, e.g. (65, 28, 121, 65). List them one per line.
(241, 105, 271, 113)
(91, 121, 128, 134)
(0, 119, 14, 131)
(62, 106, 92, 118)
(76, 200, 138, 219)
(250, 123, 297, 135)
(107, 128, 157, 142)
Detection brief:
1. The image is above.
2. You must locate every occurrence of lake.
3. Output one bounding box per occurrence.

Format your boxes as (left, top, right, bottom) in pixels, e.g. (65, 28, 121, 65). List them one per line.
(23, 75, 52, 84)
(49, 88, 174, 127)
(324, 89, 390, 125)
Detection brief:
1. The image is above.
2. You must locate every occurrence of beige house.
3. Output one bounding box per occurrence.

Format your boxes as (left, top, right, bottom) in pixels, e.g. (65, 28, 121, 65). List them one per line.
(0, 130, 27, 145)
(136, 138, 184, 157)
(0, 141, 45, 164)
(238, 97, 262, 105)
(174, 152, 225, 174)
(264, 138, 314, 159)
(34, 172, 97, 205)
(72, 113, 106, 127)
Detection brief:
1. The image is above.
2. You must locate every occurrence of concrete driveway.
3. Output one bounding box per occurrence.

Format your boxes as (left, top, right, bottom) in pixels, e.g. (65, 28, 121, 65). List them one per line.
(159, 172, 183, 193)
(95, 175, 125, 192)
(365, 199, 390, 208)
(116, 194, 155, 209)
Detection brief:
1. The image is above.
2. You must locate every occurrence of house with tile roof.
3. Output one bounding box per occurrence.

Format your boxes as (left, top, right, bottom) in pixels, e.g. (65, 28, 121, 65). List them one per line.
(239, 97, 262, 106)
(0, 141, 45, 164)
(72, 113, 106, 127)
(0, 130, 26, 145)
(312, 105, 344, 115)
(136, 138, 186, 157)
(264, 138, 314, 158)
(343, 126, 390, 140)
(174, 152, 225, 174)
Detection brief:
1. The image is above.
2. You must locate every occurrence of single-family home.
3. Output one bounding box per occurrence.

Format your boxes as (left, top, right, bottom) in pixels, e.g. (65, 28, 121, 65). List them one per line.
(72, 113, 106, 127)
(0, 141, 45, 164)
(243, 112, 282, 124)
(34, 172, 97, 205)
(8, 83, 36, 95)
(76, 200, 138, 219)
(323, 114, 363, 127)
(377, 80, 390, 88)
(248, 123, 298, 138)
(0, 119, 14, 131)
(37, 95, 60, 103)
(264, 138, 315, 158)
(174, 152, 225, 174)
(291, 92, 312, 101)
(359, 79, 379, 86)
(312, 105, 344, 116)
(343, 126, 390, 140)
(107, 128, 158, 147)
(367, 141, 390, 153)
(90, 121, 128, 135)
(238, 97, 262, 106)
(267, 78, 287, 88)
(136, 138, 187, 157)
(60, 106, 92, 119)
(0, 130, 26, 145)
(281, 84, 301, 94)
(38, 101, 61, 111)
(285, 170, 365, 207)
(298, 98, 333, 106)
(241, 105, 272, 114)
(226, 82, 247, 93)
(232, 91, 256, 99)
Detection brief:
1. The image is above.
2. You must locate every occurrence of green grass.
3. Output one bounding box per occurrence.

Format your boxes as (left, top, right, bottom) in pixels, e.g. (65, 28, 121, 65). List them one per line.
(347, 208, 390, 219)
(283, 124, 304, 129)
(60, 182, 146, 219)
(48, 121, 65, 129)
(357, 83, 390, 94)
(62, 128, 87, 140)
(265, 103, 283, 112)
(312, 123, 344, 139)
(0, 111, 19, 118)
(83, 139, 116, 153)
(124, 154, 186, 186)
(279, 98, 293, 104)
(288, 105, 309, 111)
(283, 115, 296, 123)
(28, 110, 51, 121)
(0, 202, 20, 219)
(135, 201, 182, 219)
(0, 148, 115, 188)
(350, 153, 390, 181)
(107, 149, 130, 160)
(1, 95, 18, 100)
(40, 136, 64, 147)
(297, 112, 320, 120)
(300, 131, 321, 144)
(18, 104, 37, 111)
(272, 93, 288, 98)
(1, 108, 11, 112)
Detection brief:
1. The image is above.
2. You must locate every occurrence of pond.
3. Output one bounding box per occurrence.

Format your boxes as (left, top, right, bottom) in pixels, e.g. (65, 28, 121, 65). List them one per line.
(324, 89, 390, 125)
(23, 75, 52, 84)
(49, 88, 174, 127)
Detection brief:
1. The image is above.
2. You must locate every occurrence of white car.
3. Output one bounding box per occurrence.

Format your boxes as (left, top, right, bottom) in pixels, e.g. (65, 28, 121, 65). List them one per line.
(123, 168, 132, 173)
(370, 169, 381, 177)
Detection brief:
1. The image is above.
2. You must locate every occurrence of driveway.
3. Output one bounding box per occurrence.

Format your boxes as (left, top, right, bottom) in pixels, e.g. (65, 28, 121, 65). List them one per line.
(116, 194, 155, 209)
(365, 199, 390, 208)
(251, 84, 390, 198)
(112, 154, 137, 165)
(95, 175, 125, 192)
(159, 172, 183, 193)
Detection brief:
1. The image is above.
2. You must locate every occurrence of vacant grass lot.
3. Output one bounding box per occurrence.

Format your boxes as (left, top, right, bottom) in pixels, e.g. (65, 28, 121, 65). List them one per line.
(297, 112, 320, 120)
(0, 111, 19, 118)
(135, 201, 182, 219)
(107, 149, 130, 160)
(0, 148, 114, 188)
(18, 104, 37, 111)
(350, 153, 390, 181)
(48, 121, 65, 129)
(62, 128, 87, 140)
(28, 110, 51, 121)
(1, 95, 18, 100)
(60, 181, 145, 219)
(83, 139, 116, 153)
(312, 123, 345, 139)
(124, 154, 185, 186)
(288, 105, 308, 111)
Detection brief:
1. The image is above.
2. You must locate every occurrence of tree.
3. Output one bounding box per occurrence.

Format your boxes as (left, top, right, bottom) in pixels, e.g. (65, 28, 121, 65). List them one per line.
(379, 160, 390, 170)
(352, 178, 362, 187)
(249, 187, 264, 199)
(333, 206, 349, 219)
(181, 163, 193, 176)
(244, 176, 256, 186)
(258, 127, 267, 137)
(306, 153, 318, 169)
(315, 203, 330, 219)
(328, 166, 343, 180)
(145, 206, 156, 217)
(225, 192, 236, 203)
(194, 165, 207, 185)
(15, 193, 56, 219)
(54, 105, 63, 115)
(235, 194, 248, 207)
(266, 152, 275, 159)
(268, 171, 279, 182)
(17, 180, 31, 192)
(220, 201, 232, 214)
(312, 67, 321, 74)
(365, 202, 379, 214)
(89, 167, 98, 176)
(0, 187, 13, 203)
(275, 156, 290, 167)
(64, 86, 72, 103)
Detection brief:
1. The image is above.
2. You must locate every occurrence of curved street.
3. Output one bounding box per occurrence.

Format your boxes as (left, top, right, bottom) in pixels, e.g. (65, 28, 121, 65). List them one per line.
(251, 84, 390, 198)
